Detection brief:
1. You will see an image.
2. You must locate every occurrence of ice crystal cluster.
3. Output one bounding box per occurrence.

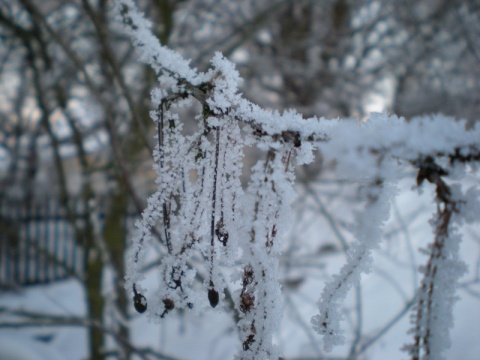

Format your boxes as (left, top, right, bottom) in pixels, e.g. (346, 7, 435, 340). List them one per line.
(115, 1, 480, 359)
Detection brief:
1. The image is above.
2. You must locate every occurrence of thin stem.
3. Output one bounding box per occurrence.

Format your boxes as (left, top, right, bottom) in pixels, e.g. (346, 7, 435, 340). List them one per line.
(210, 127, 221, 284)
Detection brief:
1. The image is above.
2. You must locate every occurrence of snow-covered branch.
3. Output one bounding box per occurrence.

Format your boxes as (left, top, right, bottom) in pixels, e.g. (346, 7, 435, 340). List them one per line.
(113, 1, 480, 359)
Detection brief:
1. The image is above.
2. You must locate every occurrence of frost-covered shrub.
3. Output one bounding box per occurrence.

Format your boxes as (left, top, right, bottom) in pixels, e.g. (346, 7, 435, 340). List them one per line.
(115, 1, 480, 359)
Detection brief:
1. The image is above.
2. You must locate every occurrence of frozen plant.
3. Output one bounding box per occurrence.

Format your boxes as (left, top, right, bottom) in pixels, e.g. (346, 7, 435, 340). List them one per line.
(114, 1, 480, 359)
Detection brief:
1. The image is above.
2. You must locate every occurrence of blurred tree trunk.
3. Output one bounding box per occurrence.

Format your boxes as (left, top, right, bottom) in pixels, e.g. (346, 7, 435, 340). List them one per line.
(86, 245, 105, 359)
(103, 191, 130, 358)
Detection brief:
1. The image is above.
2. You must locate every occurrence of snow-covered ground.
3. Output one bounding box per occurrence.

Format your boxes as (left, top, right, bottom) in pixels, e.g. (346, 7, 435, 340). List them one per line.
(1, 179, 479, 360)
(0, 281, 87, 360)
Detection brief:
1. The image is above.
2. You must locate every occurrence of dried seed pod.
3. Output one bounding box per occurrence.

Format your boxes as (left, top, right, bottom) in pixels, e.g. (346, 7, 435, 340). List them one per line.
(133, 292, 147, 313)
(208, 280, 219, 308)
(163, 298, 175, 311)
(215, 221, 229, 246)
(240, 292, 255, 313)
(208, 288, 219, 308)
(215, 229, 228, 246)
(158, 298, 175, 319)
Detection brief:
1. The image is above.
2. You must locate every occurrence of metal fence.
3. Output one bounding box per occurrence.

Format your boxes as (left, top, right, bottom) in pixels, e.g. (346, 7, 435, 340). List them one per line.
(0, 198, 101, 288)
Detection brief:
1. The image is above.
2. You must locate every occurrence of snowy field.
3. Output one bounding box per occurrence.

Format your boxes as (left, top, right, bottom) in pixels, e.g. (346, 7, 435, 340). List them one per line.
(1, 177, 479, 360)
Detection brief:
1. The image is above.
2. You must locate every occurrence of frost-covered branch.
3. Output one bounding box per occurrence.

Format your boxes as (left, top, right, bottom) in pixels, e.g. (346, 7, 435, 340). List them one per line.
(113, 1, 480, 359)
(312, 180, 397, 351)
(403, 157, 477, 360)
